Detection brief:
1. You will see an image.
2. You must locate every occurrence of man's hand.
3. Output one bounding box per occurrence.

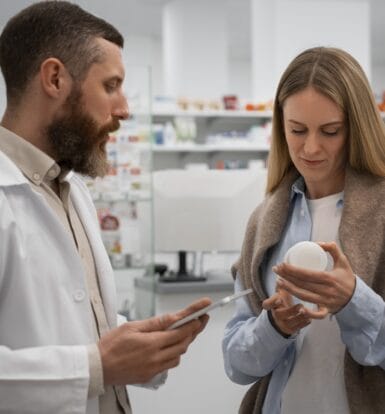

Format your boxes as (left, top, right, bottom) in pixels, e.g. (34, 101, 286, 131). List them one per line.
(274, 242, 356, 314)
(98, 297, 211, 385)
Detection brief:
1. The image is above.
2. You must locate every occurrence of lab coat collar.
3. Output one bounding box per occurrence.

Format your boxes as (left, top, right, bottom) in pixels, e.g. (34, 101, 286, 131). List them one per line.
(0, 149, 28, 186)
(0, 148, 76, 188)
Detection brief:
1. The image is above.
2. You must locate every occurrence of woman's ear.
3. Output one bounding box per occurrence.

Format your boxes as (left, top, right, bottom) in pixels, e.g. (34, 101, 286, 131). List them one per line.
(39, 57, 72, 99)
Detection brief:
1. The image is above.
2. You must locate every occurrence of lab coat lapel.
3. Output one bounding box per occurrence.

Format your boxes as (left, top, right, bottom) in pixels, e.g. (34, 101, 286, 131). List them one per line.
(69, 176, 118, 329)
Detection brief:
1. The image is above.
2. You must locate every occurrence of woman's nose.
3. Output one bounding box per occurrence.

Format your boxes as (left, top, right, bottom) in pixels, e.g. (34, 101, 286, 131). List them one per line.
(303, 133, 321, 155)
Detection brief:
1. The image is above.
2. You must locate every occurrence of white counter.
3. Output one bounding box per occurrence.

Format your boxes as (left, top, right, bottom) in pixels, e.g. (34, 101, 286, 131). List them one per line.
(129, 274, 247, 413)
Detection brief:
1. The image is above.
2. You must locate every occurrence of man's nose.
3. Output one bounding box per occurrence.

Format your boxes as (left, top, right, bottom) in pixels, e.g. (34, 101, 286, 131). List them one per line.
(113, 95, 129, 120)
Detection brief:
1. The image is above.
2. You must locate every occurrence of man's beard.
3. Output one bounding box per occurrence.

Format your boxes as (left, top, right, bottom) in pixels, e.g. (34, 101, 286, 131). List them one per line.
(47, 87, 120, 178)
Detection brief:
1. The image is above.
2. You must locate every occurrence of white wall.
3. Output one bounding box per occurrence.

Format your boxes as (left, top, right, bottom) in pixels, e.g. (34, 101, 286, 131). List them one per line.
(251, 0, 277, 101)
(372, 64, 385, 97)
(229, 58, 252, 99)
(163, 0, 229, 100)
(251, 0, 370, 101)
(276, 0, 370, 77)
(123, 34, 164, 99)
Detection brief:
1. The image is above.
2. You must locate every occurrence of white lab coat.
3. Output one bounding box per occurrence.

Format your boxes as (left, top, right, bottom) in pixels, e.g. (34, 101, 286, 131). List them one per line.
(0, 149, 119, 414)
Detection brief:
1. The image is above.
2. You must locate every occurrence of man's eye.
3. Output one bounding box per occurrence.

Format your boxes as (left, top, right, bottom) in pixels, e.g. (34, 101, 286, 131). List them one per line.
(105, 82, 117, 92)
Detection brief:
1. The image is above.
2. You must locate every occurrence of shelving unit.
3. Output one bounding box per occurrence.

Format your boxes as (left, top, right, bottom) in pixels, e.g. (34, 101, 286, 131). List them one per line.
(152, 108, 273, 118)
(90, 131, 154, 319)
(91, 189, 151, 203)
(85, 66, 156, 319)
(153, 143, 270, 153)
(151, 108, 272, 170)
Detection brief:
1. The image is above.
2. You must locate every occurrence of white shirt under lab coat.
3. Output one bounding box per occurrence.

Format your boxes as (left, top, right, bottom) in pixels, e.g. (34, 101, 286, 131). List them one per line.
(0, 149, 150, 414)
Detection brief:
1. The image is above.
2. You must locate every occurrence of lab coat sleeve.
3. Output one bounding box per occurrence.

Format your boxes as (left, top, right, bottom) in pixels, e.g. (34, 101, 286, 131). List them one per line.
(0, 344, 90, 414)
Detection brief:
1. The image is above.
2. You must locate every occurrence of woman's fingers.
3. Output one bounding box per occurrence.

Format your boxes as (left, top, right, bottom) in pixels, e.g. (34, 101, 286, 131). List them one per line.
(263, 292, 282, 310)
(305, 305, 329, 319)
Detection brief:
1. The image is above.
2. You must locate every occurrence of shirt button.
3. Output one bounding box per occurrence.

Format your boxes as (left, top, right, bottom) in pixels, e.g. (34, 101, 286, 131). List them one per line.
(33, 172, 41, 181)
(73, 289, 86, 302)
(47, 168, 57, 178)
(117, 387, 126, 396)
(92, 295, 100, 304)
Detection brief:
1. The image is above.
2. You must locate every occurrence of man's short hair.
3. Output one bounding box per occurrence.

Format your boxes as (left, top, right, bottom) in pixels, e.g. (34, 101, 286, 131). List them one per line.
(0, 1, 124, 105)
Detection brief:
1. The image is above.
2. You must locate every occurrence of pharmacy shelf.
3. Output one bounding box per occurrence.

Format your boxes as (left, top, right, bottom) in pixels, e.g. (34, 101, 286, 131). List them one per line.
(152, 143, 270, 153)
(152, 109, 273, 119)
(150, 108, 270, 170)
(91, 191, 151, 203)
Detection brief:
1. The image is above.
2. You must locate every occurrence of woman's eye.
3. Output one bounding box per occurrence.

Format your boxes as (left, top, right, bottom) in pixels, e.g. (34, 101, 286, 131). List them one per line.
(291, 129, 306, 135)
(322, 130, 338, 136)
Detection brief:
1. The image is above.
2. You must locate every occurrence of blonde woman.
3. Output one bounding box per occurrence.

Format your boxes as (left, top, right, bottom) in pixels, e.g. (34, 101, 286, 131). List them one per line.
(222, 47, 385, 414)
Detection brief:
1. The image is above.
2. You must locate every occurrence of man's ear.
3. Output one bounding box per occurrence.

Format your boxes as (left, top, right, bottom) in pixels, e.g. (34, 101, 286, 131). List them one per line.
(39, 58, 72, 99)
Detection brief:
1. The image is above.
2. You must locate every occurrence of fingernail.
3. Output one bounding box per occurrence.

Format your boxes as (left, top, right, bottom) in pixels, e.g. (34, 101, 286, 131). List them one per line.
(275, 299, 282, 306)
(272, 266, 278, 273)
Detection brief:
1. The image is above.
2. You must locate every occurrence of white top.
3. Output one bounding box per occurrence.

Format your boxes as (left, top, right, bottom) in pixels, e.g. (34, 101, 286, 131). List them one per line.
(308, 192, 343, 242)
(282, 191, 350, 414)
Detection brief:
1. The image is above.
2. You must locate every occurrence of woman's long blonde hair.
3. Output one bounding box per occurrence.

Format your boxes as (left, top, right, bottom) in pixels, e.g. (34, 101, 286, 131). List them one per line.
(267, 46, 385, 193)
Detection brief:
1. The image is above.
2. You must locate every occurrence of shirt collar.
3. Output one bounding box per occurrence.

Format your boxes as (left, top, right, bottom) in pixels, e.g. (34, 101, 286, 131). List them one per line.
(291, 176, 306, 200)
(0, 125, 62, 185)
(290, 175, 344, 207)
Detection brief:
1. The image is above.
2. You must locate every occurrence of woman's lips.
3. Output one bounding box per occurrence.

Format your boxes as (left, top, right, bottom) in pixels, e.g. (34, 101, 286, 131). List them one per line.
(301, 158, 324, 167)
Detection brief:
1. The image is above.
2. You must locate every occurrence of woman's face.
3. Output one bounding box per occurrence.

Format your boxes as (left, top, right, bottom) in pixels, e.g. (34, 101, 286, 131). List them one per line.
(283, 87, 347, 199)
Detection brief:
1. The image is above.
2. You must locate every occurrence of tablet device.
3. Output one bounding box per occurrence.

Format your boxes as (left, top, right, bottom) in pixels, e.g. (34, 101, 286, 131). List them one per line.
(168, 288, 253, 330)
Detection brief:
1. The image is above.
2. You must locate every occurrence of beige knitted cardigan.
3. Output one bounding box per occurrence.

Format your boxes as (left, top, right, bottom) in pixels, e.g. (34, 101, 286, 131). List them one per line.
(233, 166, 385, 414)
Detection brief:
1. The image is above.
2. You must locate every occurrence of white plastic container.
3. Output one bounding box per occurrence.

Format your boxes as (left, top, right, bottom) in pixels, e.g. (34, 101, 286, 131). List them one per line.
(282, 241, 329, 308)
(284, 241, 328, 271)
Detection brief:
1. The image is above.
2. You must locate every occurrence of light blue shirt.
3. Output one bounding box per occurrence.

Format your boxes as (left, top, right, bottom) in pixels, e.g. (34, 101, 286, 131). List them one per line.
(222, 178, 385, 414)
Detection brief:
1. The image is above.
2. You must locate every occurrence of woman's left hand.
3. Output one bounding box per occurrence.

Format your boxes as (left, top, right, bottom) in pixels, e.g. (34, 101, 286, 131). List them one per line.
(274, 242, 356, 314)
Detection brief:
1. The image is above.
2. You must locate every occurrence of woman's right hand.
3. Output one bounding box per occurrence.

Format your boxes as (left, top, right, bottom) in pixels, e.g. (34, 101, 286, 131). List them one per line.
(262, 289, 310, 336)
(262, 289, 327, 336)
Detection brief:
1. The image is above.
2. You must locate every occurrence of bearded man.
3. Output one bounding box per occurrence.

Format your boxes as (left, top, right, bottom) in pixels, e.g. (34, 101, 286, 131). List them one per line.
(0, 2, 210, 414)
